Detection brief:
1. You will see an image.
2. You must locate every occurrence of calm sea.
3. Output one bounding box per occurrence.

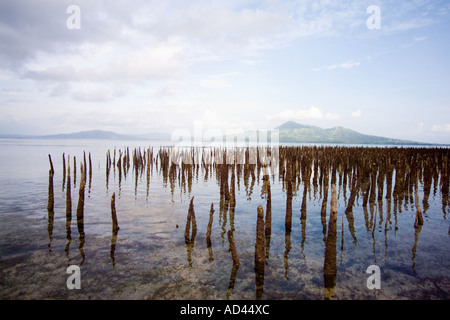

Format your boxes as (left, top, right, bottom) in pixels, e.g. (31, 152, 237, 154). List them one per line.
(0, 138, 449, 300)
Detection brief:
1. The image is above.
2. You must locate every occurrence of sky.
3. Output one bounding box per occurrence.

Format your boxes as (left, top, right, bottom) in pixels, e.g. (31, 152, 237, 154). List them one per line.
(0, 0, 449, 144)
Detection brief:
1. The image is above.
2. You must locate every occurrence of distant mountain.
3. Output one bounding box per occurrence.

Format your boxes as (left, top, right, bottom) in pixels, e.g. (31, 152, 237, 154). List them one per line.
(1, 130, 173, 140)
(0, 125, 435, 145)
(42, 130, 132, 140)
(276, 121, 314, 130)
(275, 121, 425, 145)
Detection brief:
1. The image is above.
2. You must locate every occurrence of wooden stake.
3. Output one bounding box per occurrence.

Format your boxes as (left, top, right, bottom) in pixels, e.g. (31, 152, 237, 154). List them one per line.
(47, 154, 54, 212)
(47, 154, 54, 247)
(62, 153, 66, 191)
(255, 205, 265, 300)
(227, 230, 240, 267)
(324, 184, 338, 300)
(255, 205, 265, 265)
(111, 192, 120, 232)
(76, 163, 86, 233)
(184, 196, 197, 244)
(206, 202, 214, 246)
(66, 156, 71, 219)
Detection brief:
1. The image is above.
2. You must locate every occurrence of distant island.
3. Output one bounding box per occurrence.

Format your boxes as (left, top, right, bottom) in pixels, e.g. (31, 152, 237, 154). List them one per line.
(0, 130, 171, 141)
(42, 130, 135, 140)
(0, 122, 439, 145)
(275, 121, 428, 145)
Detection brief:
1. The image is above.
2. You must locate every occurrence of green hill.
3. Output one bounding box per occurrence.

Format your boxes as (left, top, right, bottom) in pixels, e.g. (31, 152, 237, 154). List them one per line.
(276, 122, 424, 145)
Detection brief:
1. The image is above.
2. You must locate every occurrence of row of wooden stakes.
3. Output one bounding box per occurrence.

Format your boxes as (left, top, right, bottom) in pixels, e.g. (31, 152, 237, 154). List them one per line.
(97, 146, 450, 220)
(47, 153, 120, 266)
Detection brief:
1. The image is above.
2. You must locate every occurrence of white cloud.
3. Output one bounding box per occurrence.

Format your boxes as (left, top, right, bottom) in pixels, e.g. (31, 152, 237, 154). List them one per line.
(402, 36, 428, 48)
(266, 106, 342, 122)
(106, 45, 186, 80)
(313, 59, 360, 71)
(351, 110, 363, 118)
(327, 64, 338, 70)
(200, 72, 240, 89)
(340, 60, 360, 69)
(266, 107, 324, 122)
(239, 59, 264, 65)
(413, 36, 427, 42)
(71, 88, 113, 102)
(201, 78, 232, 89)
(1, 0, 449, 137)
(325, 113, 341, 121)
(432, 124, 450, 133)
(6, 0, 376, 81)
(154, 83, 182, 97)
(25, 44, 186, 83)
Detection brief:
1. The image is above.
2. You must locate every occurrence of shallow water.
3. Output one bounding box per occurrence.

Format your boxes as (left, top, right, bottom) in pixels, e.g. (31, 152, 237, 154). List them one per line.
(0, 139, 449, 300)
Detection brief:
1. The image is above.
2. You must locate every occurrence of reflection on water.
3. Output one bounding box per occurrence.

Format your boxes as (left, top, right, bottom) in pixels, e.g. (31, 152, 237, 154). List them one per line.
(0, 141, 449, 299)
(76, 161, 86, 266)
(65, 157, 72, 264)
(110, 192, 120, 268)
(323, 184, 338, 300)
(46, 155, 54, 251)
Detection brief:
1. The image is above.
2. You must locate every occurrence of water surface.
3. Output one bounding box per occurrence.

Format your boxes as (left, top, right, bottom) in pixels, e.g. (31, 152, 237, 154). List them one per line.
(0, 138, 449, 300)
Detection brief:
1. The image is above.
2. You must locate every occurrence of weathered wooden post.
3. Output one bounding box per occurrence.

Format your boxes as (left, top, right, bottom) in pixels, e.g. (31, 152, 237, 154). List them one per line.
(47, 154, 54, 213)
(227, 230, 240, 268)
(206, 202, 214, 247)
(255, 205, 265, 300)
(111, 192, 120, 232)
(47, 154, 54, 249)
(323, 184, 338, 300)
(62, 153, 66, 191)
(88, 152, 92, 193)
(184, 196, 197, 244)
(76, 162, 86, 265)
(110, 192, 119, 267)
